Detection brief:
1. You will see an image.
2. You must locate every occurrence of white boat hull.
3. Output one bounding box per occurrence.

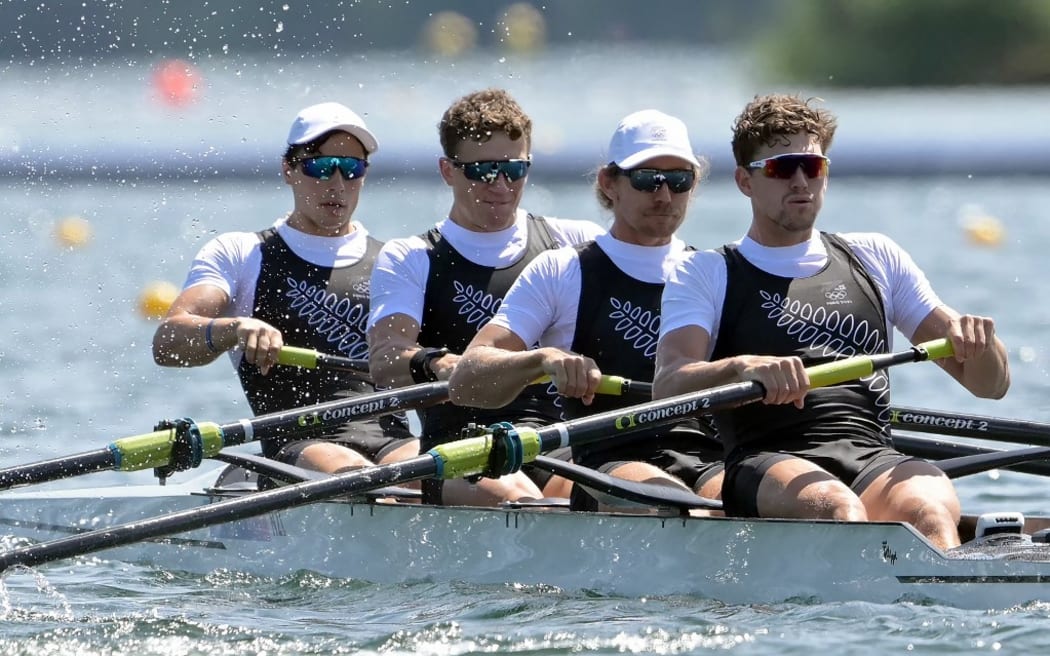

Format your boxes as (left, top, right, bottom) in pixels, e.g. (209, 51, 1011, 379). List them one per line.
(1, 469, 1049, 609)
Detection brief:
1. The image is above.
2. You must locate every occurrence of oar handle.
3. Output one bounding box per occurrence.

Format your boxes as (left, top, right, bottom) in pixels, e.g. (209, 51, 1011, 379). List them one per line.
(807, 338, 953, 387)
(277, 346, 371, 376)
(532, 374, 652, 397)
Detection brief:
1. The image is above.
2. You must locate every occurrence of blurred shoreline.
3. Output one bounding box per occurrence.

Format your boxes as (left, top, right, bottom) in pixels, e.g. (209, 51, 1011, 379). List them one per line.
(6, 46, 1050, 181)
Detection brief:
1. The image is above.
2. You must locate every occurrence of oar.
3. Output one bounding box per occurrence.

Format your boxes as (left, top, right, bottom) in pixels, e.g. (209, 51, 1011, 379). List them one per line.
(277, 346, 370, 377)
(0, 370, 649, 492)
(275, 347, 653, 399)
(895, 433, 1050, 478)
(210, 451, 421, 499)
(0, 339, 951, 572)
(891, 407, 1050, 448)
(937, 445, 1050, 479)
(0, 381, 450, 491)
(527, 455, 720, 510)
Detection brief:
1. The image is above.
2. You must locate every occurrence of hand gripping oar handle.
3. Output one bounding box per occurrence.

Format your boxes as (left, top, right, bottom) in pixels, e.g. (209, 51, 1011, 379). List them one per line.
(0, 381, 450, 490)
(0, 340, 951, 573)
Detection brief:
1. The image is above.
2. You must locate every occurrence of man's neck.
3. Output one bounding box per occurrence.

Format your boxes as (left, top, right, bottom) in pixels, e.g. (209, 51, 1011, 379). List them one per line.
(446, 207, 517, 233)
(746, 222, 812, 248)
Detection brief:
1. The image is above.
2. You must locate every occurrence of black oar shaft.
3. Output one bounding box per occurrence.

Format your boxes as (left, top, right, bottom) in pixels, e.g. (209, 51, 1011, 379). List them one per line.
(894, 434, 1050, 478)
(0, 454, 441, 572)
(892, 407, 1050, 447)
(938, 446, 1050, 478)
(217, 382, 448, 446)
(0, 382, 449, 491)
(534, 381, 758, 452)
(0, 449, 116, 488)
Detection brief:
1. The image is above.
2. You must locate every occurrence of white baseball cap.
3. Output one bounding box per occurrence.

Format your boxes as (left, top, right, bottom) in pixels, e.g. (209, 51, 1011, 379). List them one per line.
(286, 102, 379, 153)
(607, 109, 700, 169)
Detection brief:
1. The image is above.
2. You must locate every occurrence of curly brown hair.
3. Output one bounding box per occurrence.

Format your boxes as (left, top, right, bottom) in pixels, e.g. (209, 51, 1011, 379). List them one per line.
(439, 88, 532, 159)
(731, 94, 837, 167)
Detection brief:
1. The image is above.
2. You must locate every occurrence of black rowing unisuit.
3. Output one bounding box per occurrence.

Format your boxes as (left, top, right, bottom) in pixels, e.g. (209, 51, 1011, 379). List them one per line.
(237, 227, 408, 457)
(711, 232, 890, 457)
(417, 215, 562, 451)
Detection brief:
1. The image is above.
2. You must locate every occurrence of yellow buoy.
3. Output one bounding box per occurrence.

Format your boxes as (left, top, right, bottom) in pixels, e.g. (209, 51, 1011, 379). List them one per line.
(421, 11, 477, 56)
(499, 3, 547, 53)
(963, 215, 1004, 247)
(137, 280, 180, 320)
(54, 216, 92, 248)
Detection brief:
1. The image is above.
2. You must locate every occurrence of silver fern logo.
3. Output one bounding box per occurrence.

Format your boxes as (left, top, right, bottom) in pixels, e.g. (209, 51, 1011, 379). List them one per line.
(451, 280, 502, 331)
(609, 297, 660, 358)
(284, 277, 369, 358)
(759, 288, 891, 421)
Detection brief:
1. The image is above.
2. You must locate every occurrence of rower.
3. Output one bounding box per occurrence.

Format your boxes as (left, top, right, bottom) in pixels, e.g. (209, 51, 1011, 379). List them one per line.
(152, 102, 418, 480)
(366, 88, 605, 507)
(449, 109, 724, 511)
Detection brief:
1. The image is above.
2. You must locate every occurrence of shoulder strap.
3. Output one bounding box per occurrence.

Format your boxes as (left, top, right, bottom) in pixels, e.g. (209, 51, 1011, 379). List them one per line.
(257, 226, 277, 243)
(526, 214, 559, 251)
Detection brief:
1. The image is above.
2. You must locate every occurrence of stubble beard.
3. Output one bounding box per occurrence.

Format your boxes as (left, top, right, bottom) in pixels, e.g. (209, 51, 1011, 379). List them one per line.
(773, 204, 818, 235)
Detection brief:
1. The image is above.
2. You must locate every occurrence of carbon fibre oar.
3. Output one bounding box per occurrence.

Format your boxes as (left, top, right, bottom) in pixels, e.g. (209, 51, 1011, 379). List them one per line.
(0, 381, 450, 491)
(893, 433, 1050, 478)
(0, 371, 649, 492)
(276, 347, 655, 399)
(528, 455, 721, 510)
(890, 407, 1050, 448)
(936, 444, 1050, 479)
(0, 339, 952, 572)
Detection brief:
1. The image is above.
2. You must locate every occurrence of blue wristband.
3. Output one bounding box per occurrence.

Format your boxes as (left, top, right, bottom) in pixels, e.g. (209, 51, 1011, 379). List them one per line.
(205, 319, 219, 353)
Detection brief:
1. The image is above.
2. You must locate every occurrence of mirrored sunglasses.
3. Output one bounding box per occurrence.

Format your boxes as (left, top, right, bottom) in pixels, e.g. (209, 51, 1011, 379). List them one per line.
(300, 156, 369, 180)
(451, 159, 531, 183)
(622, 168, 696, 193)
(747, 153, 830, 179)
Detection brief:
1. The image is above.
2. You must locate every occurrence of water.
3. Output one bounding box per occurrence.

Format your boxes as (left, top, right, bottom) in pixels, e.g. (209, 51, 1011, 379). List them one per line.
(2, 46, 1050, 654)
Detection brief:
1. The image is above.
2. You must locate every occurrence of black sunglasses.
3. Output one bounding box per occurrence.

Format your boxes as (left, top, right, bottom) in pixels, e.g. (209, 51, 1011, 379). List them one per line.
(748, 153, 830, 180)
(450, 159, 531, 183)
(300, 156, 369, 181)
(621, 168, 696, 194)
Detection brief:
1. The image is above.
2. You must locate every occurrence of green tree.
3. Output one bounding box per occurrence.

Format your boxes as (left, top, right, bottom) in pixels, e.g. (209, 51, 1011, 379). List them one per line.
(757, 0, 1050, 86)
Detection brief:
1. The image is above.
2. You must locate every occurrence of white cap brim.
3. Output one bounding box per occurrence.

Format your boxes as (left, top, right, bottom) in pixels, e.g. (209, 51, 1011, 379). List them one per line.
(616, 146, 701, 170)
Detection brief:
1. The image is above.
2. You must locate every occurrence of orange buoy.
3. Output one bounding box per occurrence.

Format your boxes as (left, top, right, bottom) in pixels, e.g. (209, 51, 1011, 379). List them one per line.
(137, 281, 180, 320)
(963, 215, 1004, 247)
(54, 216, 92, 248)
(152, 59, 201, 107)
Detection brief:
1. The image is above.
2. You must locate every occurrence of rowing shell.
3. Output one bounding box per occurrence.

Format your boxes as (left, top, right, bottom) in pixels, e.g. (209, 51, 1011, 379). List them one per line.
(0, 466, 1048, 609)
